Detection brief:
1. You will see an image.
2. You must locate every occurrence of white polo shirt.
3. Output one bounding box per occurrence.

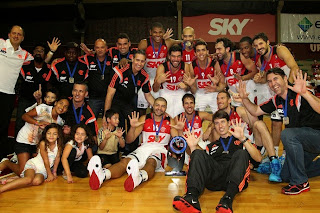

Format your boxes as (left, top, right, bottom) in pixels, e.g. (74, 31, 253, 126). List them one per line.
(0, 39, 33, 94)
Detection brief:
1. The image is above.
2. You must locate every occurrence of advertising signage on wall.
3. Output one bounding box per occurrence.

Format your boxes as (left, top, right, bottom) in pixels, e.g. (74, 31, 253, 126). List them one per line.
(281, 14, 320, 43)
(183, 14, 276, 42)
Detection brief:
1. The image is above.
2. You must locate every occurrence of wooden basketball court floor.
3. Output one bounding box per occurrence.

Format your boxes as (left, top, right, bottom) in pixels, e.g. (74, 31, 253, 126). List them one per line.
(1, 118, 320, 213)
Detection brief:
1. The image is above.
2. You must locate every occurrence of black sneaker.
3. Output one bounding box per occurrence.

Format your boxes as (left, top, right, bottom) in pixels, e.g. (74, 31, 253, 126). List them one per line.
(281, 181, 310, 195)
(173, 193, 201, 213)
(216, 196, 233, 213)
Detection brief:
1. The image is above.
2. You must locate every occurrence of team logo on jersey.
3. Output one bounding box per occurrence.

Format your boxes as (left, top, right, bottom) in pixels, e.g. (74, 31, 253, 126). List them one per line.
(121, 77, 129, 88)
(137, 80, 141, 86)
(61, 70, 66, 74)
(78, 70, 84, 75)
(290, 99, 294, 106)
(234, 140, 241, 146)
(25, 75, 34, 82)
(42, 73, 47, 79)
(274, 63, 281, 68)
(209, 144, 219, 155)
(160, 127, 166, 132)
(236, 68, 242, 73)
(18, 54, 22, 59)
(90, 64, 96, 69)
(59, 76, 67, 82)
(160, 53, 165, 58)
(193, 123, 199, 129)
(0, 48, 6, 54)
(90, 61, 95, 64)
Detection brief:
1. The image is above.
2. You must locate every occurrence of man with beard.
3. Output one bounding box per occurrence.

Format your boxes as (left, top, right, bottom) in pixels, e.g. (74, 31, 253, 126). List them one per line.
(88, 97, 181, 191)
(51, 42, 88, 98)
(0, 25, 34, 161)
(252, 33, 299, 157)
(153, 44, 189, 118)
(15, 40, 60, 136)
(238, 68, 320, 195)
(109, 33, 137, 68)
(83, 39, 111, 118)
(215, 37, 258, 106)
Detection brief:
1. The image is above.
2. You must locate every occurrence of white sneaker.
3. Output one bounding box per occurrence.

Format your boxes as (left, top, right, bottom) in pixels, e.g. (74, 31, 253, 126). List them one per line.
(124, 159, 142, 192)
(10, 153, 18, 164)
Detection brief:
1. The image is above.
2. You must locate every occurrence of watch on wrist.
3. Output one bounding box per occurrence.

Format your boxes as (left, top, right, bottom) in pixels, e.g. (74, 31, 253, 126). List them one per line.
(240, 137, 248, 144)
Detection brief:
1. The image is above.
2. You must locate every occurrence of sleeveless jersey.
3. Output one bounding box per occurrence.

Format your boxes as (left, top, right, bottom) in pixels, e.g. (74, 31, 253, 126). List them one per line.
(144, 37, 168, 79)
(192, 58, 216, 94)
(260, 46, 290, 77)
(141, 113, 171, 146)
(219, 52, 246, 92)
(161, 61, 185, 92)
(181, 111, 202, 139)
(179, 42, 196, 63)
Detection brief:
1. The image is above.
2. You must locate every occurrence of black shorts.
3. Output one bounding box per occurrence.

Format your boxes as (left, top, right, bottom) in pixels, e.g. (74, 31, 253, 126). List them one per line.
(98, 153, 120, 166)
(14, 142, 37, 155)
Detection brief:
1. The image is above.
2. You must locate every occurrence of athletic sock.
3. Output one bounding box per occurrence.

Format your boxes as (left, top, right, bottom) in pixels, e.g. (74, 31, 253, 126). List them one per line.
(224, 181, 238, 201)
(104, 169, 111, 180)
(140, 170, 148, 182)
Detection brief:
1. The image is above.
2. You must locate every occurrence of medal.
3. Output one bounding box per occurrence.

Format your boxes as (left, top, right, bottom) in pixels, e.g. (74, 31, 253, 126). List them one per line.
(69, 77, 74, 83)
(131, 74, 139, 94)
(153, 114, 164, 143)
(220, 136, 233, 154)
(97, 56, 107, 80)
(101, 75, 104, 80)
(66, 61, 78, 84)
(283, 116, 289, 125)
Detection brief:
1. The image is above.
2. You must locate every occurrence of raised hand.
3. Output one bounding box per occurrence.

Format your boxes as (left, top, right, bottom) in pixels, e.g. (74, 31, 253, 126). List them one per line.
(208, 75, 219, 85)
(236, 80, 249, 99)
(183, 129, 200, 151)
(178, 82, 188, 90)
(80, 43, 94, 55)
(183, 73, 197, 87)
(47, 37, 61, 52)
(115, 127, 125, 138)
(204, 83, 217, 93)
(288, 70, 307, 95)
(157, 71, 171, 84)
(253, 72, 263, 84)
(33, 84, 42, 103)
(163, 28, 173, 40)
(128, 111, 145, 128)
(228, 118, 245, 140)
(170, 114, 186, 131)
(103, 127, 113, 140)
(119, 58, 129, 69)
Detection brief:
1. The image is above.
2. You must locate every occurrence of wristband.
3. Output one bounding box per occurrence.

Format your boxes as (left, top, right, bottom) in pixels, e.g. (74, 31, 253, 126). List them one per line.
(50, 50, 55, 54)
(240, 137, 248, 144)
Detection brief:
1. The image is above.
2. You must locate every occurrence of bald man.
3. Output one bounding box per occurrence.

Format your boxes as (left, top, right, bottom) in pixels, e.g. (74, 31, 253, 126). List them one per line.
(83, 38, 112, 118)
(0, 25, 34, 161)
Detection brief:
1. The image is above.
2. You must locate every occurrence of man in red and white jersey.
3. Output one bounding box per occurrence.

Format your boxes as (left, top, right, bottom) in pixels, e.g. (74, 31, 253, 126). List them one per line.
(215, 37, 258, 106)
(88, 97, 181, 191)
(252, 32, 299, 155)
(180, 26, 196, 64)
(153, 45, 189, 118)
(137, 22, 169, 109)
(188, 40, 226, 113)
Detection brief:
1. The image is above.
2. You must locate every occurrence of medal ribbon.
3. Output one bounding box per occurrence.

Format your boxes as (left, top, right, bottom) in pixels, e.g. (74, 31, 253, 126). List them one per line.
(185, 113, 196, 131)
(72, 103, 83, 124)
(151, 37, 162, 59)
(153, 114, 164, 138)
(260, 46, 273, 71)
(66, 61, 78, 78)
(196, 58, 209, 79)
(220, 136, 233, 153)
(96, 56, 107, 76)
(224, 53, 233, 77)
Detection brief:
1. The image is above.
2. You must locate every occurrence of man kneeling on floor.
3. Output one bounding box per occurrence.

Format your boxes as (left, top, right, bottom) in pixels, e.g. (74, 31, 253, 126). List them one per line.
(173, 110, 262, 213)
(88, 97, 181, 191)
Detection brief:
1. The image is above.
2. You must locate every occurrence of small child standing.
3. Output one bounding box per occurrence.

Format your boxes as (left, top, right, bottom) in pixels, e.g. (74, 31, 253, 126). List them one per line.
(0, 124, 63, 193)
(61, 124, 95, 183)
(97, 109, 125, 168)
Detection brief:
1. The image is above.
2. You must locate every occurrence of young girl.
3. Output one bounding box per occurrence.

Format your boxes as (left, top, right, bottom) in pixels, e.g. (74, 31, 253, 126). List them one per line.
(0, 98, 69, 176)
(61, 124, 94, 183)
(0, 124, 63, 193)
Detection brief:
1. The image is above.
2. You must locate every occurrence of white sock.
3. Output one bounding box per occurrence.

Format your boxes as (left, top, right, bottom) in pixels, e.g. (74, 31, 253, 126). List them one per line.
(274, 146, 279, 157)
(104, 169, 111, 180)
(140, 170, 148, 183)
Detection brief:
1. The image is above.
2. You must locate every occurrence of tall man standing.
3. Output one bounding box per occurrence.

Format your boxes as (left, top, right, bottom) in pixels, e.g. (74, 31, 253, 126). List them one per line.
(0, 26, 33, 161)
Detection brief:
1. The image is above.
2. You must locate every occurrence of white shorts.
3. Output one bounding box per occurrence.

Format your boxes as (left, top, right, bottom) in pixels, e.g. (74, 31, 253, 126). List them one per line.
(21, 159, 48, 179)
(255, 83, 273, 105)
(160, 90, 186, 118)
(137, 78, 159, 109)
(126, 143, 168, 172)
(195, 92, 218, 113)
